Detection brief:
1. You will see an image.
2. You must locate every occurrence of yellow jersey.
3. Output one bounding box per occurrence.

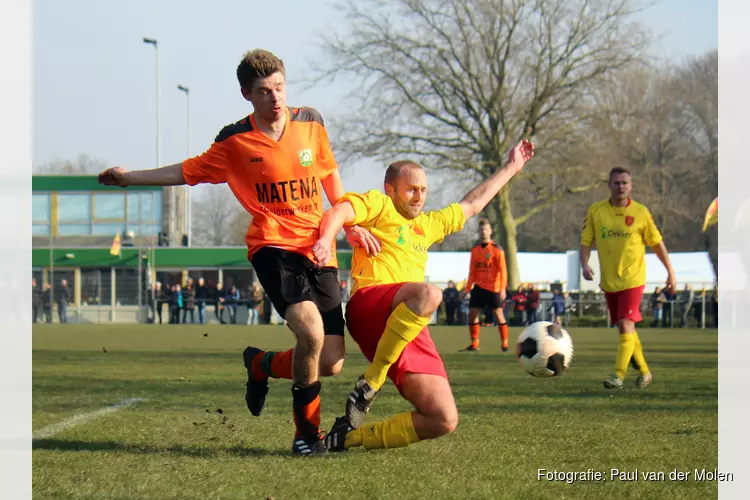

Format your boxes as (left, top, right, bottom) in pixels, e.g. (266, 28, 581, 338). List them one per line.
(581, 198, 663, 293)
(341, 190, 466, 294)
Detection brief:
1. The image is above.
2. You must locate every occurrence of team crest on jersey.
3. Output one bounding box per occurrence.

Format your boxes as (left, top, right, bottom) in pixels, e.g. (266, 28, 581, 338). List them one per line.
(625, 215, 634, 227)
(485, 252, 492, 260)
(298, 148, 313, 167)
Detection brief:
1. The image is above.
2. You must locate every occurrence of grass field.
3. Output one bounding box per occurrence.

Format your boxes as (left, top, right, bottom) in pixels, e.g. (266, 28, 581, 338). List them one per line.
(33, 324, 718, 499)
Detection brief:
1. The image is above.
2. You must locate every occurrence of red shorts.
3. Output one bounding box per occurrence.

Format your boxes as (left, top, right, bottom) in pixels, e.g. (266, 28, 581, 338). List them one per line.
(604, 285, 645, 325)
(345, 283, 448, 392)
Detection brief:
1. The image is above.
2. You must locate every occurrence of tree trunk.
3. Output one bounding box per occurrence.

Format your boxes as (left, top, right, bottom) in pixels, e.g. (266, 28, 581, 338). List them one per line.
(492, 188, 521, 291)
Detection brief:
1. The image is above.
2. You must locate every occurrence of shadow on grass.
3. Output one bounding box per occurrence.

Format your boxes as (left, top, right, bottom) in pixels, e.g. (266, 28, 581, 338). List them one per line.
(32, 439, 292, 458)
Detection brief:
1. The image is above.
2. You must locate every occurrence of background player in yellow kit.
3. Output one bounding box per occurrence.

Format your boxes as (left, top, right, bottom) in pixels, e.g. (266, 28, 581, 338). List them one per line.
(580, 166, 676, 389)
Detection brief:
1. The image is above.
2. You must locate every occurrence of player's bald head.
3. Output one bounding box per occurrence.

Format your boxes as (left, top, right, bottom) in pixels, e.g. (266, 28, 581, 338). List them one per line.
(384, 160, 423, 186)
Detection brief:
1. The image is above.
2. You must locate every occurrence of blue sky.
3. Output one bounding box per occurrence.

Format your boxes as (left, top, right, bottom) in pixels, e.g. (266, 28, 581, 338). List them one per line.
(33, 0, 717, 195)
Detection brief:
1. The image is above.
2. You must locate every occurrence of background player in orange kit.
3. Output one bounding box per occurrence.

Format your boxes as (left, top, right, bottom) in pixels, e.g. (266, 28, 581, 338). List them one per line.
(463, 219, 509, 352)
(97, 49, 379, 456)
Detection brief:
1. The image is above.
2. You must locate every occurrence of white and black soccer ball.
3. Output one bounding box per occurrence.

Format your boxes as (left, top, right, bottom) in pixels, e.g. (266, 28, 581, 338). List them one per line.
(515, 321, 574, 378)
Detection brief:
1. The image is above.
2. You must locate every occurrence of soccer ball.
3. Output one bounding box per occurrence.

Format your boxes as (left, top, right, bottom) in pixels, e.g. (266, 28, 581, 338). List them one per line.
(515, 321, 574, 378)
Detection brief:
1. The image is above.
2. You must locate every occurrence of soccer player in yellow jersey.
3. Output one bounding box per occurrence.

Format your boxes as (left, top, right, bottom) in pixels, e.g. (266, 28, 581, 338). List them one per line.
(580, 167, 677, 389)
(311, 140, 535, 451)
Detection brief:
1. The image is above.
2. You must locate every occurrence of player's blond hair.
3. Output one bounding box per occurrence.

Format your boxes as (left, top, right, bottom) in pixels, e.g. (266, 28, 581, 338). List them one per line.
(236, 49, 286, 90)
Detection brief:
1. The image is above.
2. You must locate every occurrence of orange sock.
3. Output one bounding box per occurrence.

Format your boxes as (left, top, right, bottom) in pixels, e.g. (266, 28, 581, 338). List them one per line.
(498, 323, 509, 348)
(292, 381, 321, 438)
(469, 323, 480, 349)
(252, 348, 294, 380)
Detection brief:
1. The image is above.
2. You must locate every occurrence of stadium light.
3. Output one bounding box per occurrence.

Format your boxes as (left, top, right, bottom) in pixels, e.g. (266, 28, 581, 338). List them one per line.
(143, 37, 170, 245)
(177, 84, 191, 247)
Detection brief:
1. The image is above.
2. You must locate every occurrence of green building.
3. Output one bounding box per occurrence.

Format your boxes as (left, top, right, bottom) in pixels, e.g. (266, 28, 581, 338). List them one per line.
(32, 175, 352, 323)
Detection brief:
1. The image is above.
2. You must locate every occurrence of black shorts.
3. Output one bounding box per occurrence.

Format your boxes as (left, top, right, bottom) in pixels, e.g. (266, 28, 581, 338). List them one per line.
(469, 285, 503, 310)
(251, 246, 345, 336)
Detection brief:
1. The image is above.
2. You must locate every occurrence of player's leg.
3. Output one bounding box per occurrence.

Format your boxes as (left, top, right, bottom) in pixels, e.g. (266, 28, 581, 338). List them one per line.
(465, 287, 483, 351)
(336, 374, 457, 451)
(326, 330, 456, 451)
(242, 248, 328, 455)
(492, 293, 509, 351)
(311, 267, 347, 378)
(622, 286, 652, 388)
(343, 283, 441, 428)
(603, 288, 638, 389)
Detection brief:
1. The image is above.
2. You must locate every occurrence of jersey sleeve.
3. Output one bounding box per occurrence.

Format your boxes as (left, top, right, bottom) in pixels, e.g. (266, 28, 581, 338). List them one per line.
(181, 139, 231, 186)
(643, 208, 663, 247)
(316, 123, 338, 180)
(340, 190, 388, 227)
(581, 206, 595, 246)
(425, 203, 466, 245)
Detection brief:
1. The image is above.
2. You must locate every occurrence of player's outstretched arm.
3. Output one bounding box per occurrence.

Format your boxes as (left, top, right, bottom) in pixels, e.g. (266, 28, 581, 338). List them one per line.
(98, 163, 186, 187)
(312, 202, 357, 267)
(458, 140, 534, 219)
(651, 241, 676, 291)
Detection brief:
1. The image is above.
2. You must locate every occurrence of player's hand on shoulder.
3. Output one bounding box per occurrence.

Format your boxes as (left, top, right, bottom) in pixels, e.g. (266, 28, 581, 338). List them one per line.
(98, 167, 129, 187)
(346, 225, 381, 257)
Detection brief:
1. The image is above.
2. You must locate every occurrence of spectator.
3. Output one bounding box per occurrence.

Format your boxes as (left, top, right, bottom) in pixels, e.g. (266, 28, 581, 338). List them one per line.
(32, 278, 41, 324)
(442, 280, 461, 325)
(42, 283, 53, 323)
(183, 282, 196, 324)
(512, 286, 527, 326)
(549, 289, 565, 326)
(195, 277, 210, 324)
(214, 282, 225, 324)
(169, 284, 183, 324)
(661, 286, 675, 327)
(340, 280, 350, 302)
(679, 283, 695, 328)
(56, 279, 71, 324)
(526, 284, 540, 325)
(247, 283, 264, 325)
(649, 286, 664, 327)
(563, 292, 574, 327)
(225, 285, 241, 324)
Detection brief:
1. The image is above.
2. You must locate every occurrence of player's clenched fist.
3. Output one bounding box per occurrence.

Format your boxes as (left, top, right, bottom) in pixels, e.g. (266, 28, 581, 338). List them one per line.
(98, 167, 130, 187)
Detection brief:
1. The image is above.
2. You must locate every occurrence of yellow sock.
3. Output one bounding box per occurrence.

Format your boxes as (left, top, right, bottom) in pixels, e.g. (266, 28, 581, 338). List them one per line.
(363, 303, 430, 391)
(344, 412, 420, 450)
(630, 331, 650, 375)
(614, 333, 636, 380)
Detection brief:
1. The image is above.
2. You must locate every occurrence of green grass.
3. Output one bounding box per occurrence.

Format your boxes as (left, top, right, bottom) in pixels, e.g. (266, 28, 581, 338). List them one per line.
(33, 324, 718, 499)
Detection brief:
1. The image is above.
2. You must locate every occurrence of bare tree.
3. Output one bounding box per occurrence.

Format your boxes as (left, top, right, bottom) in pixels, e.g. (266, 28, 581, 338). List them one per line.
(312, 0, 653, 288)
(34, 153, 108, 174)
(190, 185, 249, 247)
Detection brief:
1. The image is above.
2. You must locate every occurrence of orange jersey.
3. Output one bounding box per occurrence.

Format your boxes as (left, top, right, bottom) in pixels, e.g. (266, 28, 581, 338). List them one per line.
(181, 106, 339, 266)
(466, 241, 507, 293)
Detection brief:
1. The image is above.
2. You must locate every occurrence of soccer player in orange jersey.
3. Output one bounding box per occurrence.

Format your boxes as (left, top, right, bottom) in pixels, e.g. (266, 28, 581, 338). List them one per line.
(462, 219, 509, 352)
(97, 49, 379, 456)
(580, 167, 676, 390)
(311, 140, 535, 451)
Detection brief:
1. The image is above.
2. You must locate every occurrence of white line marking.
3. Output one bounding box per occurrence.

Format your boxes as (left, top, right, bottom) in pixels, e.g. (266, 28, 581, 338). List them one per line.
(33, 398, 147, 440)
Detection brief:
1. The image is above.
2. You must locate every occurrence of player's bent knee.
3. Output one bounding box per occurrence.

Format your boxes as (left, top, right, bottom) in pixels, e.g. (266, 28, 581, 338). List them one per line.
(319, 358, 344, 377)
(426, 285, 443, 311)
